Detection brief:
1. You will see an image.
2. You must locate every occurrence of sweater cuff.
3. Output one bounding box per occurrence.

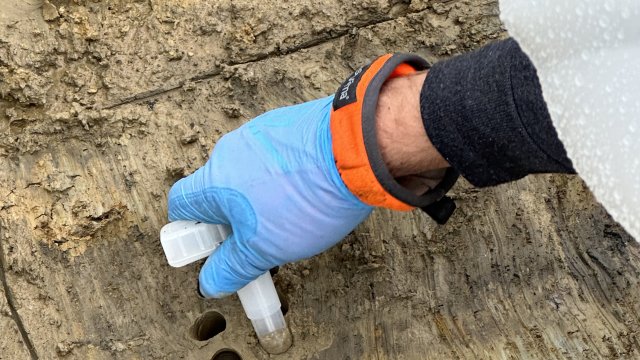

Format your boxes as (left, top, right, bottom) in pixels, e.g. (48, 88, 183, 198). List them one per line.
(420, 38, 574, 187)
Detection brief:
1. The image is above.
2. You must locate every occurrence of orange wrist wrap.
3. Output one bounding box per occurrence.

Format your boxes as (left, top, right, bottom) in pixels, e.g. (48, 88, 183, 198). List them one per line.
(330, 54, 429, 211)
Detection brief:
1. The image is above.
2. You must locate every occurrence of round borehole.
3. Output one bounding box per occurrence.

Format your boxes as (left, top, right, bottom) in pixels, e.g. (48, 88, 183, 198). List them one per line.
(211, 348, 242, 360)
(190, 311, 226, 341)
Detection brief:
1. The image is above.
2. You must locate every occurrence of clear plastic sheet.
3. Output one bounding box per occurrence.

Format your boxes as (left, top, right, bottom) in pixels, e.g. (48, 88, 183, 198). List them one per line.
(501, 0, 640, 240)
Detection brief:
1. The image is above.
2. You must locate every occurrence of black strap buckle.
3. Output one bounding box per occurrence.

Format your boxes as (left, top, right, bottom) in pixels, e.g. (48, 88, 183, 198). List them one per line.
(420, 195, 456, 225)
(417, 167, 458, 224)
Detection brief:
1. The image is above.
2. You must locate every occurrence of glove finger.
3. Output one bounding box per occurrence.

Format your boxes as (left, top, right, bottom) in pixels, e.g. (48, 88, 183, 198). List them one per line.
(168, 165, 229, 225)
(198, 233, 270, 298)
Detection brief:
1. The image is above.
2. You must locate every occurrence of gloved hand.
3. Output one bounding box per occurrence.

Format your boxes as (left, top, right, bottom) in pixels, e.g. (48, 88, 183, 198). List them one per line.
(169, 95, 372, 298)
(168, 54, 458, 298)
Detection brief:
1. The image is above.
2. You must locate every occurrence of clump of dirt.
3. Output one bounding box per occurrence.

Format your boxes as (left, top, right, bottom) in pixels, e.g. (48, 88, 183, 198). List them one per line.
(1, 0, 639, 359)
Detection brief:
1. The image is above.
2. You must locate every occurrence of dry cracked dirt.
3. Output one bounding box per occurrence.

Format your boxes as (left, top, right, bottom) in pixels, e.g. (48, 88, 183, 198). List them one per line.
(1, 0, 639, 359)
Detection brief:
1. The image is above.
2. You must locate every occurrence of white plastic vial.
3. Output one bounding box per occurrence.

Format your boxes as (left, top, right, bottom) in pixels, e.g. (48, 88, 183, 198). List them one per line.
(160, 220, 292, 354)
(237, 272, 292, 354)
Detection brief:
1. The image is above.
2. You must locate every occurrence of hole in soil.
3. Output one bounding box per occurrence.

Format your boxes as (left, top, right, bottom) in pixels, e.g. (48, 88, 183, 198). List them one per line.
(269, 266, 279, 276)
(270, 266, 289, 316)
(276, 288, 289, 316)
(190, 311, 226, 341)
(211, 348, 242, 360)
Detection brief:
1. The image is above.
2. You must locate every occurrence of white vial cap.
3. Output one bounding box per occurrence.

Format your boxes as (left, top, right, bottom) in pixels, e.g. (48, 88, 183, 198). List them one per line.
(160, 221, 231, 267)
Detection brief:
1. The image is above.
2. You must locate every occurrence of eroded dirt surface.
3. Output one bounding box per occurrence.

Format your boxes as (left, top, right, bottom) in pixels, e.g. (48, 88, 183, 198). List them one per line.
(1, 0, 639, 359)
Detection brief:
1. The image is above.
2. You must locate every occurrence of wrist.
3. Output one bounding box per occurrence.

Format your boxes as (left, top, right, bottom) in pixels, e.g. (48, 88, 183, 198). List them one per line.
(330, 53, 457, 212)
(375, 71, 449, 178)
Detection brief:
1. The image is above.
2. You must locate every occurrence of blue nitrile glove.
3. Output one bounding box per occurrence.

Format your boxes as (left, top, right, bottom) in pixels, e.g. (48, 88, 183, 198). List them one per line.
(168, 54, 459, 298)
(168, 96, 372, 297)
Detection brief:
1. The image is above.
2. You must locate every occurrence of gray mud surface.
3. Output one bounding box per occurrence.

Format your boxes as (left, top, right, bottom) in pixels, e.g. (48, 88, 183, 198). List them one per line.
(1, 0, 639, 359)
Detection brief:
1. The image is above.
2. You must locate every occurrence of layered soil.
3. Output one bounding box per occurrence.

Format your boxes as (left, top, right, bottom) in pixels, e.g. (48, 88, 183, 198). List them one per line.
(1, 0, 639, 359)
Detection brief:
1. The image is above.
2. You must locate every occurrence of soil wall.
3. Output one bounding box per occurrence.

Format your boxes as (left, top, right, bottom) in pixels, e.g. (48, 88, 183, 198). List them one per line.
(1, 1, 639, 359)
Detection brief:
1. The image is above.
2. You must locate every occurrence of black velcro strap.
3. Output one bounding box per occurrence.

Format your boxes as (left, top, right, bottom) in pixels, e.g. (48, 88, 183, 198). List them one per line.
(421, 196, 456, 224)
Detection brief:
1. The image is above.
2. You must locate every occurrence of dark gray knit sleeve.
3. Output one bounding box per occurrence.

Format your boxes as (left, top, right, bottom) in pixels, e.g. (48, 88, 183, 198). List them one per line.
(420, 38, 575, 187)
